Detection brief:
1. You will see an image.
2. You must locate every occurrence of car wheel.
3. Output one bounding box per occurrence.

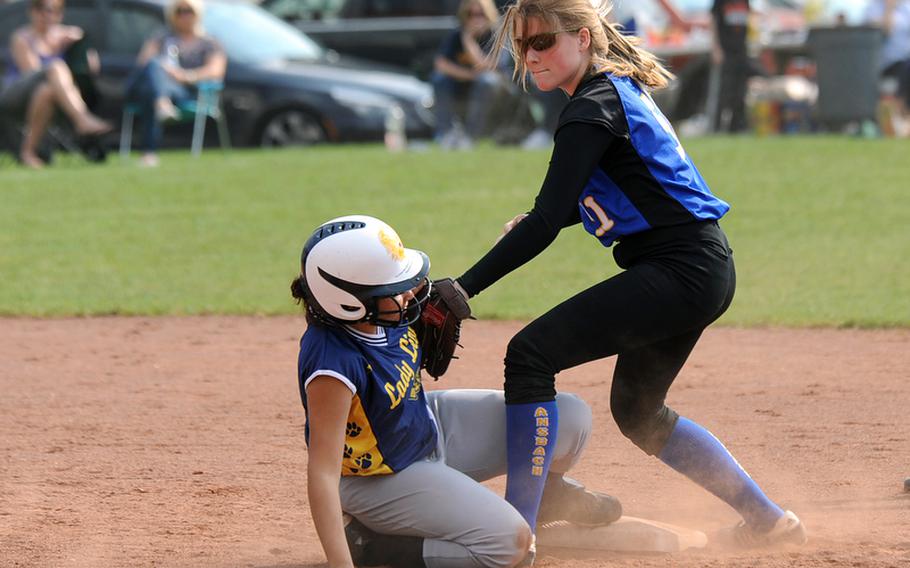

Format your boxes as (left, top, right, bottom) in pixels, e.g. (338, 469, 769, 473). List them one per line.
(259, 109, 327, 147)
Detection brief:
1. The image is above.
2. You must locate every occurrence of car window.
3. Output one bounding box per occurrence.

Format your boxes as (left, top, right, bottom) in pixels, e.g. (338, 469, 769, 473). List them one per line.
(109, 2, 166, 56)
(205, 2, 323, 63)
(339, 0, 460, 18)
(261, 0, 513, 21)
(262, 0, 460, 21)
(0, 1, 97, 44)
(0, 5, 28, 43)
(265, 0, 346, 21)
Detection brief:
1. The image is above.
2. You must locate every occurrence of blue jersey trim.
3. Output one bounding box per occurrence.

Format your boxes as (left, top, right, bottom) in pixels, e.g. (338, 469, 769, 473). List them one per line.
(612, 76, 730, 222)
(576, 75, 730, 247)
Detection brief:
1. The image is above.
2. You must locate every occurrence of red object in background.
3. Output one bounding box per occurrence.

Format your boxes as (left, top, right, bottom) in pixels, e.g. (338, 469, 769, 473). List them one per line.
(785, 57, 816, 79)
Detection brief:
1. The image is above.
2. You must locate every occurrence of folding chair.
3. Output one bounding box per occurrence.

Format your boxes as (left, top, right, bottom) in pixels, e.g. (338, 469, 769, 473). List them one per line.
(0, 116, 17, 166)
(119, 80, 230, 160)
(0, 114, 98, 166)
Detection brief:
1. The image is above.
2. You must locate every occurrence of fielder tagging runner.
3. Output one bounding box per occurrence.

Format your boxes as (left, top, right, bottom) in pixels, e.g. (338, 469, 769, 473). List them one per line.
(294, 216, 620, 568)
(445, 0, 808, 553)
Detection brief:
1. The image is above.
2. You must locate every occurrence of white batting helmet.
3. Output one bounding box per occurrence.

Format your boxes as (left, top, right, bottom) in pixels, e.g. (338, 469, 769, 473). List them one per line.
(300, 215, 430, 326)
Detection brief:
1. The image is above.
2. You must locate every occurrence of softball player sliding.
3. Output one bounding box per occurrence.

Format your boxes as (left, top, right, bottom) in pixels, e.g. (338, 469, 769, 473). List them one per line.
(293, 216, 619, 568)
(451, 0, 807, 550)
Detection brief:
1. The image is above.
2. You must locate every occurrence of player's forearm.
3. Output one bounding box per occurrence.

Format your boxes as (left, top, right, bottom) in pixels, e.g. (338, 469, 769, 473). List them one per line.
(192, 52, 227, 82)
(459, 123, 609, 297)
(461, 33, 486, 68)
(308, 469, 353, 568)
(458, 211, 557, 297)
(11, 35, 40, 73)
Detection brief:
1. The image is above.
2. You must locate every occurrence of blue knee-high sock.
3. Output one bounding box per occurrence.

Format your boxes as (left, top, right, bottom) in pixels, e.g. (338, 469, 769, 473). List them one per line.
(658, 416, 784, 530)
(505, 401, 559, 531)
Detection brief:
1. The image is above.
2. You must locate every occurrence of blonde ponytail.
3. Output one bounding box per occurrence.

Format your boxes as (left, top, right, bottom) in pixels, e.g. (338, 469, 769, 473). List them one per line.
(594, 13, 674, 89)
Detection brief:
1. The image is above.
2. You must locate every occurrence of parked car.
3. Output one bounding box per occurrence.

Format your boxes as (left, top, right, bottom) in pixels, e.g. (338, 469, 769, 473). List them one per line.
(261, 0, 514, 80)
(0, 0, 435, 148)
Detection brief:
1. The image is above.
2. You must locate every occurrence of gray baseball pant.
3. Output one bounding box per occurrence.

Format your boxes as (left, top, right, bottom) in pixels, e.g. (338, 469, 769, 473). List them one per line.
(339, 389, 593, 568)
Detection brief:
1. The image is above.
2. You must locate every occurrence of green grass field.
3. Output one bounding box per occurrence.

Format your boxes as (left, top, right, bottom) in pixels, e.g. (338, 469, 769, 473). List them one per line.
(1, 137, 908, 326)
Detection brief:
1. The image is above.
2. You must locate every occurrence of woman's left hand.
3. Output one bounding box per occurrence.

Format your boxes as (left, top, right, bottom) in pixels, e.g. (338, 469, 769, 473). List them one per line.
(59, 25, 84, 47)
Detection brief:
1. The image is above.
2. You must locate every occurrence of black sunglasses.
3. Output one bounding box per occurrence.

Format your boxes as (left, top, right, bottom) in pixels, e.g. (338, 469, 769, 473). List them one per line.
(175, 6, 195, 15)
(516, 29, 577, 54)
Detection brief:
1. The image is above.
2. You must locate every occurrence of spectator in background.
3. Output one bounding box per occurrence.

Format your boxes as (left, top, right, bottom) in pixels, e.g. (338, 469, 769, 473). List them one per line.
(0, 0, 111, 168)
(711, 0, 751, 133)
(865, 0, 910, 136)
(124, 0, 227, 167)
(431, 0, 501, 149)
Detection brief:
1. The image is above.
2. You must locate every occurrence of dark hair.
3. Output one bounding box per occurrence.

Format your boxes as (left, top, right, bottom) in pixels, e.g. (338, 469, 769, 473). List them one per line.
(290, 274, 323, 327)
(290, 274, 306, 304)
(31, 0, 64, 10)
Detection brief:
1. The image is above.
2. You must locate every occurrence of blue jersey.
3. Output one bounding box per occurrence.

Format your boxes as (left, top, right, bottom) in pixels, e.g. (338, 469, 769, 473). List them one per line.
(298, 323, 437, 476)
(560, 73, 730, 247)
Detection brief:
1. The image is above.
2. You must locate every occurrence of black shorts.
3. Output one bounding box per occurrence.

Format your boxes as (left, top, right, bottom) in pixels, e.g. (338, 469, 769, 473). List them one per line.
(0, 70, 47, 117)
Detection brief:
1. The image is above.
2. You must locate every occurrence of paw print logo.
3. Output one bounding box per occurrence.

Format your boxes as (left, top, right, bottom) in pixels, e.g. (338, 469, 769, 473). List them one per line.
(354, 453, 373, 470)
(346, 422, 362, 438)
(343, 444, 354, 459)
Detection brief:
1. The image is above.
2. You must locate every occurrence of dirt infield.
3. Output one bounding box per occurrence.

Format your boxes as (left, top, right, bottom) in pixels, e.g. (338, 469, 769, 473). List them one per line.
(1, 317, 908, 568)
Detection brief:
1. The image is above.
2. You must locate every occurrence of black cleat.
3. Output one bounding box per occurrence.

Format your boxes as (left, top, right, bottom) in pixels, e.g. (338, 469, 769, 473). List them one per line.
(343, 513, 378, 566)
(537, 475, 623, 527)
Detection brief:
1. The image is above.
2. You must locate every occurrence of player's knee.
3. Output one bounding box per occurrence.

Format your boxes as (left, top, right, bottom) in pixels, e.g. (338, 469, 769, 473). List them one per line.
(504, 332, 556, 404)
(555, 392, 592, 447)
(46, 59, 70, 78)
(508, 524, 533, 567)
(503, 522, 533, 568)
(557, 392, 591, 423)
(546, 392, 592, 471)
(32, 83, 54, 104)
(611, 398, 675, 456)
(612, 410, 655, 453)
(504, 330, 545, 372)
(473, 516, 531, 568)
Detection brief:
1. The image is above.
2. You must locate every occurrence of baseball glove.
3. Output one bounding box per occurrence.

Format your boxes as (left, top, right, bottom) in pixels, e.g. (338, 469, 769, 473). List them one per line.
(416, 278, 472, 379)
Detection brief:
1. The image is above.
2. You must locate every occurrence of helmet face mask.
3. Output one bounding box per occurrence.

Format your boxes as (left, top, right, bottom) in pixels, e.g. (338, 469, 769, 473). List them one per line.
(299, 216, 431, 328)
(370, 279, 432, 328)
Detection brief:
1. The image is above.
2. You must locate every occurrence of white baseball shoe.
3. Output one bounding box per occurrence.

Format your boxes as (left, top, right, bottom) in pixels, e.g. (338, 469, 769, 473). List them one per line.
(715, 510, 807, 549)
